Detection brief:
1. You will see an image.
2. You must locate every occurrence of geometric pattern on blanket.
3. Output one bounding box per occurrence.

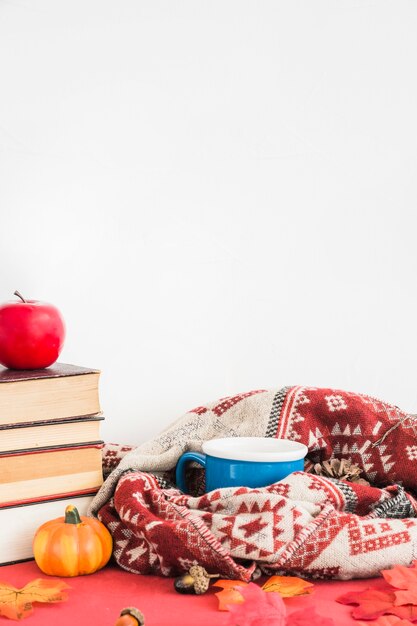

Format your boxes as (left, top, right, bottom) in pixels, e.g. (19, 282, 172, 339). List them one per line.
(93, 386, 417, 580)
(98, 471, 417, 580)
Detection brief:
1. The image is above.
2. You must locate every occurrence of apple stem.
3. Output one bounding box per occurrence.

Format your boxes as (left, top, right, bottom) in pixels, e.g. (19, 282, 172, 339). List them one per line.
(14, 290, 27, 303)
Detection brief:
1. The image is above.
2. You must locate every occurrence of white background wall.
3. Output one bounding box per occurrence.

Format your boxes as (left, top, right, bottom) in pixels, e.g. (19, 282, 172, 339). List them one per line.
(1, 0, 417, 445)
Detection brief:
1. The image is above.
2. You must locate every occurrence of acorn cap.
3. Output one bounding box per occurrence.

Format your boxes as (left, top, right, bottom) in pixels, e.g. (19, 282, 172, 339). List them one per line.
(120, 607, 145, 625)
(188, 566, 211, 594)
(174, 565, 220, 595)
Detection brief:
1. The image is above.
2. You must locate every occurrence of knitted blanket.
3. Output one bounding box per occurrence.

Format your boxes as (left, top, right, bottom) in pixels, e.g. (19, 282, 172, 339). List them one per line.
(90, 386, 417, 580)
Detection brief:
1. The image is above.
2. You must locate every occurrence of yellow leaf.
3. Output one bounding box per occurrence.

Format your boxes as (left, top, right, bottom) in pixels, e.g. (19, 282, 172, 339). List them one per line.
(262, 575, 314, 597)
(0, 578, 70, 620)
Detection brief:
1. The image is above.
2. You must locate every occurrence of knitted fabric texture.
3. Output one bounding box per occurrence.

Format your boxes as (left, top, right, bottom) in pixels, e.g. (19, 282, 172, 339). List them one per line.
(90, 386, 417, 580)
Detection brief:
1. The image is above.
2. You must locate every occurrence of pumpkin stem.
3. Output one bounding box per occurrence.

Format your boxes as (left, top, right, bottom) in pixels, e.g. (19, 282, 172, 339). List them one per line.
(65, 505, 82, 525)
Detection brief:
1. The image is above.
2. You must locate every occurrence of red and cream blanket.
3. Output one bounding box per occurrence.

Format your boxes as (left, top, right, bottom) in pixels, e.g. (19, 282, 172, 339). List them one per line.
(90, 386, 417, 580)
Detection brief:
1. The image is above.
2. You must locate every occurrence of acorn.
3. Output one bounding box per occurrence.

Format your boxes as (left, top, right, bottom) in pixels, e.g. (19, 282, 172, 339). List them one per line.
(174, 565, 219, 595)
(115, 607, 145, 626)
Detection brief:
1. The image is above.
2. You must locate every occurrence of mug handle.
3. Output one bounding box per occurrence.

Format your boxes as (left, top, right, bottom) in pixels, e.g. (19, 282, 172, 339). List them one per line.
(175, 451, 206, 493)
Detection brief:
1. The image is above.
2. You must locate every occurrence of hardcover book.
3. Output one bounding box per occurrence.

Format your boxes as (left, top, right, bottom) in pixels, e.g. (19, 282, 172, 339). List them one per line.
(0, 363, 101, 425)
(0, 415, 104, 453)
(0, 492, 98, 565)
(0, 443, 104, 505)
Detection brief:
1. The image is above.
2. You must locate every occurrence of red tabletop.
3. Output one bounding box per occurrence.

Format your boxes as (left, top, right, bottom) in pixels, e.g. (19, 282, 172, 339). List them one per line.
(0, 560, 382, 625)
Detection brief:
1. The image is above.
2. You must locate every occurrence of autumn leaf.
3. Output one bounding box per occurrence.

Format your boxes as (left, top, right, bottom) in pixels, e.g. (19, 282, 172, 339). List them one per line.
(0, 578, 70, 620)
(382, 563, 417, 590)
(388, 605, 417, 622)
(337, 588, 397, 620)
(382, 563, 417, 606)
(394, 591, 417, 607)
(262, 576, 314, 597)
(214, 574, 314, 611)
(355, 616, 414, 626)
(224, 582, 286, 626)
(287, 607, 335, 626)
(213, 579, 247, 611)
(337, 586, 417, 622)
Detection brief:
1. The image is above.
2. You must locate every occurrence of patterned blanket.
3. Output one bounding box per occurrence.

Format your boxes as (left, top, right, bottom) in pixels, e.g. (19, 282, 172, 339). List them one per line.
(90, 386, 417, 580)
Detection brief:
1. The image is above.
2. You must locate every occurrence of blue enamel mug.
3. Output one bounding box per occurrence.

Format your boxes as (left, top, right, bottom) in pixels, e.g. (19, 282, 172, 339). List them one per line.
(175, 437, 308, 493)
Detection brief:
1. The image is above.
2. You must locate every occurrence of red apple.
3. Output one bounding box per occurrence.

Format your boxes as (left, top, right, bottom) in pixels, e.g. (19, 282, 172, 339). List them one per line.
(0, 291, 66, 369)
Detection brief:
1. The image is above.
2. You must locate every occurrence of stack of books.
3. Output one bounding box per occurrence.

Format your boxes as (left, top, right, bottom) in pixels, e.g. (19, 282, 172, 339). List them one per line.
(0, 363, 104, 565)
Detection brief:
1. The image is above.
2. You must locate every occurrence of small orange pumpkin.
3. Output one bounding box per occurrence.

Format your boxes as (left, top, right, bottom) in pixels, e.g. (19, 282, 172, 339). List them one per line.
(33, 504, 113, 577)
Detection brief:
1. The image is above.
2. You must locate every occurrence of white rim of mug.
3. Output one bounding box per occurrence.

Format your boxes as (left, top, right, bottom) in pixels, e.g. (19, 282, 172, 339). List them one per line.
(202, 437, 308, 462)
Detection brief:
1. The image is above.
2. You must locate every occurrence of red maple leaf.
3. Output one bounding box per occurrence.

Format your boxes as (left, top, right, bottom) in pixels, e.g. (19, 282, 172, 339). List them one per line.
(287, 607, 335, 626)
(355, 617, 414, 626)
(382, 563, 417, 589)
(337, 587, 417, 622)
(337, 588, 397, 620)
(382, 563, 417, 606)
(224, 582, 286, 626)
(388, 606, 417, 622)
(395, 592, 417, 607)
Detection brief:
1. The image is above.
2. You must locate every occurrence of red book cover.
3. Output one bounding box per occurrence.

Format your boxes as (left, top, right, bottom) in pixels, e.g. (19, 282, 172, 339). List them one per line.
(0, 362, 100, 383)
